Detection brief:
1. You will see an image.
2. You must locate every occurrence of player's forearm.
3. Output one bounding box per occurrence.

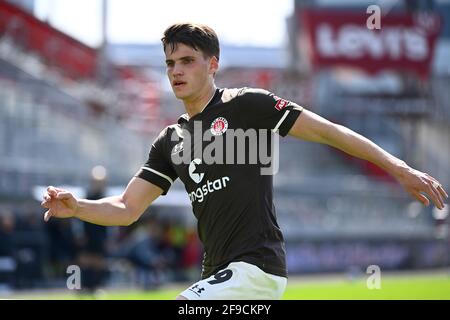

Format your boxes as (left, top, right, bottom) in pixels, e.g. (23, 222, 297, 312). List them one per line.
(324, 124, 410, 179)
(74, 196, 135, 226)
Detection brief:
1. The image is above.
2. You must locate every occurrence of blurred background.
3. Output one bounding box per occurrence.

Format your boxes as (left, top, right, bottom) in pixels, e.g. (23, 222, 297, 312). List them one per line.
(0, 0, 449, 297)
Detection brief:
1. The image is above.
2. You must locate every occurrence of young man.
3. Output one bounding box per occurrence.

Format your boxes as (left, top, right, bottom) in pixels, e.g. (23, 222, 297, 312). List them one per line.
(41, 23, 448, 300)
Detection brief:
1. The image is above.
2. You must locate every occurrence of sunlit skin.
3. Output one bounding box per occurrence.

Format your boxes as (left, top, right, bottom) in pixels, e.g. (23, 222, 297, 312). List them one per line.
(165, 43, 218, 118)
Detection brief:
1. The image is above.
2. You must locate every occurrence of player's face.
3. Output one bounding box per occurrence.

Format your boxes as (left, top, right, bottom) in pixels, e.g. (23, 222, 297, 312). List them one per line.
(165, 43, 217, 101)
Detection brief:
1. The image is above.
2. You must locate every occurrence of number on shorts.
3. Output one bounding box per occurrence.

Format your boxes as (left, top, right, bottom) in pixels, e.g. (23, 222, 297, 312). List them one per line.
(207, 269, 233, 285)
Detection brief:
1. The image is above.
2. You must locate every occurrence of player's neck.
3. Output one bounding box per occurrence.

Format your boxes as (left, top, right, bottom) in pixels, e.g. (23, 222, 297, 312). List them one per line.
(183, 85, 217, 118)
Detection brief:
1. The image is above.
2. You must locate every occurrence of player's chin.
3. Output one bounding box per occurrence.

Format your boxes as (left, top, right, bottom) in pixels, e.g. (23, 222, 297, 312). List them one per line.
(172, 89, 190, 100)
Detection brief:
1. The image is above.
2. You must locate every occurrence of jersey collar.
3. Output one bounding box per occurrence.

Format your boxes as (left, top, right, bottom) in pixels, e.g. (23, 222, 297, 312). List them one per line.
(177, 88, 221, 124)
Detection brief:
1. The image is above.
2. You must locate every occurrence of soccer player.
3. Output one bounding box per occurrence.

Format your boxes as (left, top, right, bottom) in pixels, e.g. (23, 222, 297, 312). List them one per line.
(41, 23, 448, 300)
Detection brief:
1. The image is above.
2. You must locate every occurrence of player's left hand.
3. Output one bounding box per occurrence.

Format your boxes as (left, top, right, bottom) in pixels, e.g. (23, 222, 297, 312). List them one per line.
(396, 167, 448, 210)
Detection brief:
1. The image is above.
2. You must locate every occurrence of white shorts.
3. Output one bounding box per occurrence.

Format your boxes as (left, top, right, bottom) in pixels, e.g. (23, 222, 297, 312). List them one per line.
(179, 261, 287, 300)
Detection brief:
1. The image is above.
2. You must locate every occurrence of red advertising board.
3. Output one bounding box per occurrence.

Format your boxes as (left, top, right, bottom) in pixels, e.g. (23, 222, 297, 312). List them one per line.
(299, 9, 441, 79)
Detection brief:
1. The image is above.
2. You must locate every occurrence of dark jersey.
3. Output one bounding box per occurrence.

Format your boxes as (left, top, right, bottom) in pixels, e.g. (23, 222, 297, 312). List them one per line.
(136, 87, 303, 279)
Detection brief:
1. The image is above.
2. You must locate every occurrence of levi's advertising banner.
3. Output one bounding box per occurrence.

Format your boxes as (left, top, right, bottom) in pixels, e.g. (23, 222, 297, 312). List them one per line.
(299, 9, 441, 79)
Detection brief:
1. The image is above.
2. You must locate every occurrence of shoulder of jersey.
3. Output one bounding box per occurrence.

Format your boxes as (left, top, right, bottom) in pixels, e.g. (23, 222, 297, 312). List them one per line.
(222, 87, 270, 102)
(159, 87, 272, 135)
(156, 124, 180, 140)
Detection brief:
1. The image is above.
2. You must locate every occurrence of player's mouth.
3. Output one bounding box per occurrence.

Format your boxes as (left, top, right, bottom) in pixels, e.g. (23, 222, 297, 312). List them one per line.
(173, 80, 187, 88)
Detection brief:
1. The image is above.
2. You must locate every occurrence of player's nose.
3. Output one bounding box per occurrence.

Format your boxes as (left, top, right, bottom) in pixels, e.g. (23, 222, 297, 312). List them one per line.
(171, 63, 184, 77)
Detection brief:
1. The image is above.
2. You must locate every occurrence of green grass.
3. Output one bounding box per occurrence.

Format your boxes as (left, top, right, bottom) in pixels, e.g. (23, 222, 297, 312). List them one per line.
(8, 272, 450, 300)
(282, 275, 450, 300)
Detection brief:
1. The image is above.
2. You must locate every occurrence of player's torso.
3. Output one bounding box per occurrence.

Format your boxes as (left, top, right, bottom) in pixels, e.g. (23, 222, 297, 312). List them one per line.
(167, 89, 267, 216)
(161, 88, 285, 278)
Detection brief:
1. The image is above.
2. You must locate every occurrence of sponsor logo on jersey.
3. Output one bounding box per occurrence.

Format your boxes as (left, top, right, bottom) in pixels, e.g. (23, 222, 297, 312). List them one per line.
(210, 117, 228, 136)
(188, 158, 204, 183)
(189, 176, 231, 204)
(273, 96, 289, 111)
(187, 158, 231, 203)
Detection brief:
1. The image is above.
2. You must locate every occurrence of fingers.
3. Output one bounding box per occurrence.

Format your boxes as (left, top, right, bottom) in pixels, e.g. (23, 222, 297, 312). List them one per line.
(41, 194, 51, 208)
(56, 192, 72, 200)
(44, 210, 52, 222)
(424, 175, 447, 210)
(436, 184, 448, 200)
(43, 186, 58, 206)
(42, 186, 70, 203)
(41, 192, 54, 208)
(426, 182, 444, 210)
(411, 190, 430, 207)
(41, 200, 50, 208)
(47, 186, 58, 197)
(430, 179, 448, 209)
(429, 177, 448, 199)
(42, 186, 72, 222)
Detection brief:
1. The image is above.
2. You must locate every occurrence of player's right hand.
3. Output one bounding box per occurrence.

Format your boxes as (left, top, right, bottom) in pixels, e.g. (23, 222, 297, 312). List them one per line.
(41, 186, 78, 222)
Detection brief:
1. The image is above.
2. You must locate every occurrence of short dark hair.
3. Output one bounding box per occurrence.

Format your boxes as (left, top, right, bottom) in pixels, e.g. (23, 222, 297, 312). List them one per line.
(162, 23, 220, 61)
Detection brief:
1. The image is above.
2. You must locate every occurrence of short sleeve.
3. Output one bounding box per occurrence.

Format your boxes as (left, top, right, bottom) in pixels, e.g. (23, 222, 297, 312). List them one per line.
(135, 128, 178, 195)
(239, 88, 304, 137)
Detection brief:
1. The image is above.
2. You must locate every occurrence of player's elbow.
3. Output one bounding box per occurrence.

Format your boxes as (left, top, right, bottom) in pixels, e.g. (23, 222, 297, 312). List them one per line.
(119, 204, 142, 226)
(122, 219, 135, 227)
(125, 210, 142, 226)
(118, 197, 143, 226)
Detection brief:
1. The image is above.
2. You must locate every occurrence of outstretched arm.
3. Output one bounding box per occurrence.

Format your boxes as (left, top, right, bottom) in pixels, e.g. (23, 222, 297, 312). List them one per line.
(41, 177, 163, 226)
(288, 109, 448, 209)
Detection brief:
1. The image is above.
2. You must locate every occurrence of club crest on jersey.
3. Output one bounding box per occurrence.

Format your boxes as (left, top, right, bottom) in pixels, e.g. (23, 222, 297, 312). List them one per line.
(210, 117, 228, 136)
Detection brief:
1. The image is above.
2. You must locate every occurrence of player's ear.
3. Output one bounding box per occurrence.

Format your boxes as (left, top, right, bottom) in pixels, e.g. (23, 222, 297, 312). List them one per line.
(209, 56, 219, 75)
